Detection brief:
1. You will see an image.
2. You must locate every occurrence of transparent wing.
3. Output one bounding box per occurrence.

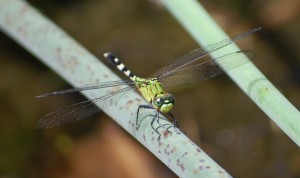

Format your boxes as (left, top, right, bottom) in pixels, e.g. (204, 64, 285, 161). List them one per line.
(158, 51, 254, 89)
(36, 86, 133, 129)
(36, 79, 135, 98)
(156, 27, 260, 79)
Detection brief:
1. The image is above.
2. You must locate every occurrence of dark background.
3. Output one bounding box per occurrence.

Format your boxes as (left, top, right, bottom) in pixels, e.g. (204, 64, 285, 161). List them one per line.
(0, 0, 300, 177)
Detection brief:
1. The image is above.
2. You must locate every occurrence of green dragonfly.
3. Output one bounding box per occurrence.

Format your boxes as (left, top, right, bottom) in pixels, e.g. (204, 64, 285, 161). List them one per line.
(36, 27, 261, 135)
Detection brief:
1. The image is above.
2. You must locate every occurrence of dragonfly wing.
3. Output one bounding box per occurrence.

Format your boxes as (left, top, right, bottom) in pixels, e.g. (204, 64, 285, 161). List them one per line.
(36, 79, 135, 98)
(36, 86, 133, 129)
(159, 51, 254, 89)
(155, 27, 260, 79)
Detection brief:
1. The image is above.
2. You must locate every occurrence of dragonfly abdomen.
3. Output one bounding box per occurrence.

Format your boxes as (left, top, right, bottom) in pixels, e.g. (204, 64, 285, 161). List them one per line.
(104, 52, 136, 81)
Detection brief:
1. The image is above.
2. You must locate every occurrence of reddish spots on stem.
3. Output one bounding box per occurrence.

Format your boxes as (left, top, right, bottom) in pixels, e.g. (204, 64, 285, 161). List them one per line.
(176, 159, 185, 172)
(178, 163, 185, 172)
(264, 87, 270, 92)
(143, 134, 146, 142)
(182, 152, 188, 157)
(56, 47, 62, 53)
(193, 169, 200, 174)
(158, 141, 162, 147)
(171, 146, 177, 153)
(163, 130, 169, 138)
(164, 148, 168, 154)
(125, 100, 133, 109)
(69, 56, 79, 66)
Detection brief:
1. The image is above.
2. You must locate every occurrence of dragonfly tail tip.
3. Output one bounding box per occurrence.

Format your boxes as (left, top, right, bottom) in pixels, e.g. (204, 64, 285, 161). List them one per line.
(103, 52, 113, 58)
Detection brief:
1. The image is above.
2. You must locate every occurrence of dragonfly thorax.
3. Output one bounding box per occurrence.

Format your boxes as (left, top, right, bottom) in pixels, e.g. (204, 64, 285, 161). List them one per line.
(134, 77, 175, 113)
(152, 93, 175, 113)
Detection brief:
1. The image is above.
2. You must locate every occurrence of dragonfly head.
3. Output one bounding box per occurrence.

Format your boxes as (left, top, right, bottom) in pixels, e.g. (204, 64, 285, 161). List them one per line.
(152, 93, 175, 113)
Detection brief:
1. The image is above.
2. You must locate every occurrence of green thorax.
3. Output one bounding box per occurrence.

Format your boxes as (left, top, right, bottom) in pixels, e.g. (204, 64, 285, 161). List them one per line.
(134, 77, 163, 102)
(134, 77, 175, 113)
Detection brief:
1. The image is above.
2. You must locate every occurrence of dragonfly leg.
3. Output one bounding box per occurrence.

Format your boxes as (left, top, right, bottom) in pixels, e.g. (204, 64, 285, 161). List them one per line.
(155, 123, 173, 133)
(151, 111, 161, 136)
(137, 105, 171, 140)
(154, 111, 173, 141)
(156, 113, 169, 125)
(136, 104, 155, 130)
(169, 112, 179, 128)
(136, 105, 180, 140)
(167, 112, 184, 134)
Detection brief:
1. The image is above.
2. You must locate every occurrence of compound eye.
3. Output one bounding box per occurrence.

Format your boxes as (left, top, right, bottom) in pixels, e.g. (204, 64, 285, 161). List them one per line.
(153, 97, 164, 108)
(166, 95, 175, 104)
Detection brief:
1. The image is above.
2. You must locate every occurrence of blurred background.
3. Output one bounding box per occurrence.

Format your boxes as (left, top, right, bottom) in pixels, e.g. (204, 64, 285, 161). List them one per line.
(0, 0, 300, 177)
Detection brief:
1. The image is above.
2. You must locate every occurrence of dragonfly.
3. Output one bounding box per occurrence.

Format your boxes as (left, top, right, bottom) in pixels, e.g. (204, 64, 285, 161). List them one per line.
(36, 27, 261, 136)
